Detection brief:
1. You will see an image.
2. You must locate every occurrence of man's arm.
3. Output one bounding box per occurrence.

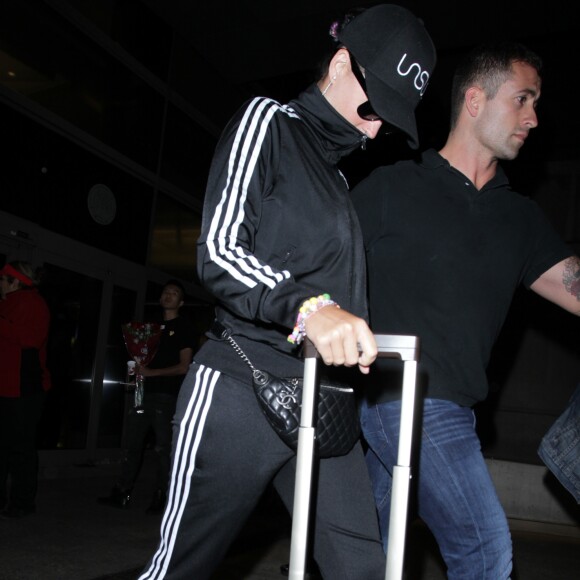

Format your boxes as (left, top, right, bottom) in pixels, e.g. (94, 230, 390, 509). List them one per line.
(137, 347, 193, 378)
(530, 256, 580, 315)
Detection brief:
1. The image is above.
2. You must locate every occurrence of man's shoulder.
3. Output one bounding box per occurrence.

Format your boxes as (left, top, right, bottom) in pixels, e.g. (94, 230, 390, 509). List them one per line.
(353, 155, 427, 196)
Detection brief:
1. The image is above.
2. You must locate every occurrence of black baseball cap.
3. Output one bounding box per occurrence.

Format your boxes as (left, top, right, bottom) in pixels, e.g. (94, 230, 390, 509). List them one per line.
(338, 4, 436, 148)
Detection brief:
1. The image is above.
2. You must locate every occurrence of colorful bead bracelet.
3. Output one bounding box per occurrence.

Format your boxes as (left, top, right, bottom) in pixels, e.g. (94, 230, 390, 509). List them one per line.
(287, 293, 338, 344)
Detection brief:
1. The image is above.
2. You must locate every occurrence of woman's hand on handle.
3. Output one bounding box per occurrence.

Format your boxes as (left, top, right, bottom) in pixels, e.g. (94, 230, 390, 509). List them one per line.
(304, 305, 377, 374)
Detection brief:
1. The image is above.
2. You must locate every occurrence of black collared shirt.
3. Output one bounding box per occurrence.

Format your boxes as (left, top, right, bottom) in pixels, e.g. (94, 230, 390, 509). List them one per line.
(352, 149, 572, 406)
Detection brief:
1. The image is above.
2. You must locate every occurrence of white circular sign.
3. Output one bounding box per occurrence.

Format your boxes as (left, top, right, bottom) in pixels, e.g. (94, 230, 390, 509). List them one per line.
(87, 184, 116, 225)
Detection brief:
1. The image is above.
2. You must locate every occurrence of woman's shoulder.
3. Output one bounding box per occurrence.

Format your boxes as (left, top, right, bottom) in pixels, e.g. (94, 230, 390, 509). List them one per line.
(222, 95, 290, 141)
(237, 95, 285, 118)
(0, 288, 47, 319)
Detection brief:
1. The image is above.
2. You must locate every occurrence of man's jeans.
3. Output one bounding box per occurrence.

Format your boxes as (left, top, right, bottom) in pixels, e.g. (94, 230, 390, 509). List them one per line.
(361, 398, 512, 580)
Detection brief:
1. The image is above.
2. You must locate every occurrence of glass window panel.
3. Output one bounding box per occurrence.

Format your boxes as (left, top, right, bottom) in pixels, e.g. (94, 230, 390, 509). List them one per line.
(98, 284, 138, 449)
(149, 194, 200, 282)
(38, 263, 103, 450)
(144, 280, 164, 323)
(0, 2, 164, 170)
(69, 0, 173, 80)
(160, 104, 217, 197)
(1, 103, 152, 264)
(167, 33, 249, 130)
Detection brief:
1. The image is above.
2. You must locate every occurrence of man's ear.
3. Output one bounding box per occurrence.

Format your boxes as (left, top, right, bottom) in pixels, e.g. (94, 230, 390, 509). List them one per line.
(465, 86, 483, 118)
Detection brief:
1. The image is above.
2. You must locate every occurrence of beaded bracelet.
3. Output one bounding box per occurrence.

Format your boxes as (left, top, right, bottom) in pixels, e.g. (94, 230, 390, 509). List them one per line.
(287, 293, 339, 344)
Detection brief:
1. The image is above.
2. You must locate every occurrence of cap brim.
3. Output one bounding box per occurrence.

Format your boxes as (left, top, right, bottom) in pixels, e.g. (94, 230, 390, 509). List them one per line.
(365, 70, 420, 149)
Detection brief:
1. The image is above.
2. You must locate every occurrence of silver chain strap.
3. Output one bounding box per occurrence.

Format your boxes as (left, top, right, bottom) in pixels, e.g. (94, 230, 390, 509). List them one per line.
(224, 333, 269, 384)
(224, 334, 255, 371)
(224, 330, 301, 408)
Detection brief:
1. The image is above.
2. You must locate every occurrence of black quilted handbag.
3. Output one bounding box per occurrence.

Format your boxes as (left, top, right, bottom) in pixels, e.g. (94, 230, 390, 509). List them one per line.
(215, 323, 360, 458)
(252, 370, 360, 458)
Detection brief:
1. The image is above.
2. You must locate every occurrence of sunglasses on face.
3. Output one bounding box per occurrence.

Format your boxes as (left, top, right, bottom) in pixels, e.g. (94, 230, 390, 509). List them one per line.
(348, 52, 381, 122)
(347, 52, 401, 136)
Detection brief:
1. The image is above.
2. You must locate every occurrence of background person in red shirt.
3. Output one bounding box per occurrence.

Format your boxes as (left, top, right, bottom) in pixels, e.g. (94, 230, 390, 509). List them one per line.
(0, 260, 51, 519)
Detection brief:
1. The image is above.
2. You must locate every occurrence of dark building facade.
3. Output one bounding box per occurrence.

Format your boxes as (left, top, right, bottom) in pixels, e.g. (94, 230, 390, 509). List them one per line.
(0, 1, 229, 463)
(1, 0, 579, 501)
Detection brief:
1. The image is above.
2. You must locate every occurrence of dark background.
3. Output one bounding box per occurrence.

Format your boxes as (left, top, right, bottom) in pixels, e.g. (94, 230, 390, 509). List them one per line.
(0, 0, 578, 465)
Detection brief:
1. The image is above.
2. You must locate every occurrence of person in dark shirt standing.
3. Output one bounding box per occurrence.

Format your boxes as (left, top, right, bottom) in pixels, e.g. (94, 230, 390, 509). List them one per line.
(99, 280, 195, 513)
(352, 42, 580, 579)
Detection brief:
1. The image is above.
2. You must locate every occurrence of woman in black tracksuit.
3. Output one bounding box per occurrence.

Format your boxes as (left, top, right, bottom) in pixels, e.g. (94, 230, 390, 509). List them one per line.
(139, 5, 436, 579)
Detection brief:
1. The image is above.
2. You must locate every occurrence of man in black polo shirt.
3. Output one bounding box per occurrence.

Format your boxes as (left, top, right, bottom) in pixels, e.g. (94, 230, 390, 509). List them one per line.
(352, 42, 580, 579)
(99, 280, 195, 513)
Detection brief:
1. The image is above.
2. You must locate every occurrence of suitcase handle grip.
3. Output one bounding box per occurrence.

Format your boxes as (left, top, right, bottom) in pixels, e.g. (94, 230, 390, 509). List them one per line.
(375, 333, 420, 362)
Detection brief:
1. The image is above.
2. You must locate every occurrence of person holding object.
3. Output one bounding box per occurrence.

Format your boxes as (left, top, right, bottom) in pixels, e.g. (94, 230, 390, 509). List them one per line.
(0, 261, 51, 519)
(98, 280, 195, 514)
(352, 41, 580, 579)
(138, 5, 436, 579)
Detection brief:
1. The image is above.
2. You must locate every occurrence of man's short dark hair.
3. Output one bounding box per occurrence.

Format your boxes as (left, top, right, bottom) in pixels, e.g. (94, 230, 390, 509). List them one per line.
(449, 41, 542, 129)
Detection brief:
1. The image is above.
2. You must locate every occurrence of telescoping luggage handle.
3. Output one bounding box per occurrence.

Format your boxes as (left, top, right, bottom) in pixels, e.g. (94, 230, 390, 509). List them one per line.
(288, 334, 421, 580)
